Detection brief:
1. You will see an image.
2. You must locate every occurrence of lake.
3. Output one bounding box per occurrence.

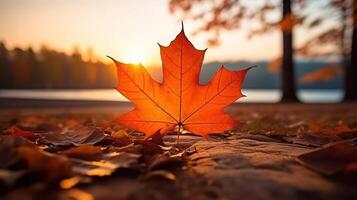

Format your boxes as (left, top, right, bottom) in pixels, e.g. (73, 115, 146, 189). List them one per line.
(0, 89, 344, 103)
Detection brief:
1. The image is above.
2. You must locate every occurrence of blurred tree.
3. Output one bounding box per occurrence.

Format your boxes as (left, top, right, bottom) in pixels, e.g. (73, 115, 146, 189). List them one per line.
(58, 52, 71, 88)
(281, 0, 296, 101)
(95, 61, 116, 88)
(0, 42, 117, 89)
(296, 0, 357, 101)
(0, 42, 12, 88)
(70, 47, 85, 88)
(85, 47, 98, 86)
(39, 46, 65, 88)
(169, 0, 299, 102)
(27, 47, 43, 88)
(345, 0, 357, 100)
(12, 48, 31, 88)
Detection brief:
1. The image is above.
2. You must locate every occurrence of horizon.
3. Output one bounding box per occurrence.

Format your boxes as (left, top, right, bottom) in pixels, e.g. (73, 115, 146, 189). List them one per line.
(0, 39, 341, 66)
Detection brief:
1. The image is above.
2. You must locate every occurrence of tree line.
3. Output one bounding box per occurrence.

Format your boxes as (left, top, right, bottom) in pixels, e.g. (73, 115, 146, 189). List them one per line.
(0, 43, 116, 89)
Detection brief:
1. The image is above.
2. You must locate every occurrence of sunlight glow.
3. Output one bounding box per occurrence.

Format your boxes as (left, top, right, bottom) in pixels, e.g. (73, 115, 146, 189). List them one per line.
(126, 53, 144, 65)
(120, 48, 146, 65)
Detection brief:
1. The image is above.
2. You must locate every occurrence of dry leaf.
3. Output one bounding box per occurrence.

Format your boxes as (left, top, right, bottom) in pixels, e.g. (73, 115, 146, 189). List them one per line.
(297, 140, 357, 175)
(60, 144, 103, 161)
(148, 154, 183, 171)
(148, 131, 165, 146)
(17, 146, 72, 181)
(39, 125, 105, 146)
(70, 152, 140, 177)
(58, 188, 94, 200)
(9, 127, 36, 140)
(0, 169, 25, 186)
(111, 130, 133, 146)
(59, 176, 82, 189)
(308, 122, 321, 133)
(0, 135, 35, 168)
(144, 170, 176, 181)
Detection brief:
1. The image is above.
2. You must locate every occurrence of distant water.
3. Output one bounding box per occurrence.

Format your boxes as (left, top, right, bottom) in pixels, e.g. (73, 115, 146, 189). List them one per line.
(0, 89, 344, 103)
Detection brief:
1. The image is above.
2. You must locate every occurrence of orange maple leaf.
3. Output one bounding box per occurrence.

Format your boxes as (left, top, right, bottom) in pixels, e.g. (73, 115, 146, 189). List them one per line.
(109, 26, 252, 139)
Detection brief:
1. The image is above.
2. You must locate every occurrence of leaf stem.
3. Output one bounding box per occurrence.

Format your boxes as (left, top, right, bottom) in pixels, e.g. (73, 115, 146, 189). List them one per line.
(176, 124, 181, 145)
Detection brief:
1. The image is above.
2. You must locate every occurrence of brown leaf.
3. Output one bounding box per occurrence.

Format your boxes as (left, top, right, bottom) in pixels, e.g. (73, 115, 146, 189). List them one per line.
(39, 125, 105, 146)
(134, 139, 163, 155)
(60, 144, 103, 161)
(148, 154, 183, 171)
(59, 176, 82, 189)
(58, 188, 94, 200)
(17, 146, 72, 181)
(0, 135, 35, 168)
(70, 152, 140, 177)
(144, 170, 176, 181)
(111, 130, 133, 146)
(148, 131, 164, 146)
(308, 122, 321, 133)
(0, 169, 25, 186)
(9, 127, 36, 140)
(297, 140, 357, 175)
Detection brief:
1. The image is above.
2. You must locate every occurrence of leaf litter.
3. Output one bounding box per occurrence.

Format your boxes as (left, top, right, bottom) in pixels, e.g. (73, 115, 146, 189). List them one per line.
(1, 104, 357, 199)
(0, 113, 200, 197)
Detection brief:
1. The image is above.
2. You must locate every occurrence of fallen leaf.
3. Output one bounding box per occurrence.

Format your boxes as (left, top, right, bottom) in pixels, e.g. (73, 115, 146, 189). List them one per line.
(9, 127, 36, 140)
(60, 144, 103, 161)
(308, 122, 321, 133)
(0, 135, 35, 168)
(111, 130, 133, 146)
(144, 170, 176, 181)
(39, 125, 106, 146)
(148, 154, 183, 171)
(106, 152, 141, 168)
(305, 122, 357, 139)
(134, 139, 163, 156)
(59, 176, 81, 189)
(16, 146, 72, 181)
(59, 188, 94, 200)
(297, 140, 357, 175)
(0, 169, 25, 187)
(109, 25, 252, 138)
(69, 159, 117, 177)
(148, 131, 165, 146)
(70, 152, 140, 177)
(288, 126, 331, 147)
(335, 124, 353, 133)
(64, 119, 82, 128)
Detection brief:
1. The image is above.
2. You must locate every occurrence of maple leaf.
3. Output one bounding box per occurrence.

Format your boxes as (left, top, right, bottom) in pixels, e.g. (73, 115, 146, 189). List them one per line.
(109, 25, 252, 139)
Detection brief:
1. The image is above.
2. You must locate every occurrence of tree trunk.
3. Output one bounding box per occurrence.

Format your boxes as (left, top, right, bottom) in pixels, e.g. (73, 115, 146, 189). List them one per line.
(344, 0, 357, 101)
(281, 0, 298, 102)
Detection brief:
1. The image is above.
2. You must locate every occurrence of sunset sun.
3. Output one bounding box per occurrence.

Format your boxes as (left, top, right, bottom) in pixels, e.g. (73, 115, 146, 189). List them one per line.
(126, 52, 144, 65)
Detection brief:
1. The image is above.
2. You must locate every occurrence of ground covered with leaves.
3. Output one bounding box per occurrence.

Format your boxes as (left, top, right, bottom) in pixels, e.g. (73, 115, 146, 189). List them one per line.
(1, 103, 357, 200)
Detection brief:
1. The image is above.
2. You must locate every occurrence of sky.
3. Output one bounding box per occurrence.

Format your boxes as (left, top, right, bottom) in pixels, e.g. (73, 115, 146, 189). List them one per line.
(0, 0, 336, 67)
